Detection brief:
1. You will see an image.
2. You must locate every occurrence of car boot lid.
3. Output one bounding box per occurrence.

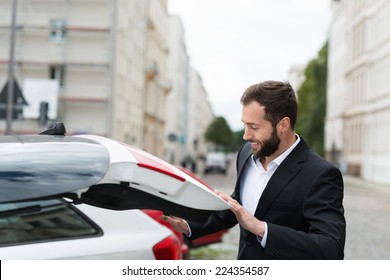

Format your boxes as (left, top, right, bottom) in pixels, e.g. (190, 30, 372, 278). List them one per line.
(0, 132, 230, 222)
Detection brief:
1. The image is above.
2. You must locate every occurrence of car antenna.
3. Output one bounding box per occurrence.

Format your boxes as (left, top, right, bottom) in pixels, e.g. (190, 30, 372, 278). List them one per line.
(39, 122, 66, 135)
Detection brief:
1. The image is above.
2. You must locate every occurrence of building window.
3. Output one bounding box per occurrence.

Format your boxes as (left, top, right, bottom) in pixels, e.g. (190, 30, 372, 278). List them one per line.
(50, 19, 67, 42)
(49, 65, 66, 88)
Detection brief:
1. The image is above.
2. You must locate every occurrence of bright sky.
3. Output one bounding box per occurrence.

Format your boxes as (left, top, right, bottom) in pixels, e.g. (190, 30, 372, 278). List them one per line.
(168, 0, 332, 131)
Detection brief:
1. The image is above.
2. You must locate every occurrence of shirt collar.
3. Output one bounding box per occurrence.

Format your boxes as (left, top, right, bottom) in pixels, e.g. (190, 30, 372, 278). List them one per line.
(251, 135, 301, 167)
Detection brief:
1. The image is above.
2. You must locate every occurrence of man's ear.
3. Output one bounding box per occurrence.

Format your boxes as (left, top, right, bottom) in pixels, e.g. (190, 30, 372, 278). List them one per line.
(279, 117, 291, 132)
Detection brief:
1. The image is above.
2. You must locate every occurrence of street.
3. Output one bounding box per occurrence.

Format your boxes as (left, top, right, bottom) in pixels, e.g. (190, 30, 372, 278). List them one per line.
(189, 159, 390, 260)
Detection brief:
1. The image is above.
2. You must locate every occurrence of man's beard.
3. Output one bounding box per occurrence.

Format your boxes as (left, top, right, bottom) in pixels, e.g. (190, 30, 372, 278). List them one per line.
(254, 127, 280, 158)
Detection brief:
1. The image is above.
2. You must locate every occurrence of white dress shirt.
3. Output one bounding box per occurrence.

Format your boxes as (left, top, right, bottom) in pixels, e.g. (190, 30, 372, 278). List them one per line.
(240, 136, 300, 247)
(186, 136, 300, 245)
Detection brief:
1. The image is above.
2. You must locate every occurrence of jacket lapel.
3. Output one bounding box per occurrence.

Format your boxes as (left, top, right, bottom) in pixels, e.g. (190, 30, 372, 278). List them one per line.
(235, 142, 252, 202)
(253, 139, 309, 219)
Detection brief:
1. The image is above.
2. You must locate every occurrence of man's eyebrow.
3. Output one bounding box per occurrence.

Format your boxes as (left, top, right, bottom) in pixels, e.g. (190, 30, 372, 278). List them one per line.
(241, 120, 260, 126)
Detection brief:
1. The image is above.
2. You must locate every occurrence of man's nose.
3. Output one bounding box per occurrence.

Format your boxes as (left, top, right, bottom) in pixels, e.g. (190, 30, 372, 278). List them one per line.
(243, 128, 251, 140)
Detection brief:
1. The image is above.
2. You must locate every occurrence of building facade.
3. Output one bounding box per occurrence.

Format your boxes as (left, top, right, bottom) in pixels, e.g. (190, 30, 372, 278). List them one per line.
(325, 0, 348, 171)
(326, 0, 390, 184)
(186, 66, 214, 171)
(0, 0, 214, 162)
(288, 63, 306, 95)
(165, 16, 214, 168)
(165, 15, 188, 165)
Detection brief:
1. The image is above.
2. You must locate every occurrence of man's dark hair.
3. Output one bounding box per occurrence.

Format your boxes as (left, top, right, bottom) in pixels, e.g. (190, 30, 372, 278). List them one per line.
(240, 80, 298, 129)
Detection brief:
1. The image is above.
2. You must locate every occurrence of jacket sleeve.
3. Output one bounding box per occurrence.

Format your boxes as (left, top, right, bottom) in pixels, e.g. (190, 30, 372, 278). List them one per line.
(187, 142, 249, 240)
(186, 206, 237, 240)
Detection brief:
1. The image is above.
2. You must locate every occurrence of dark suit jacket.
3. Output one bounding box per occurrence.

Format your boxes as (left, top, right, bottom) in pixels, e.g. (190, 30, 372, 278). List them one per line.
(188, 138, 346, 259)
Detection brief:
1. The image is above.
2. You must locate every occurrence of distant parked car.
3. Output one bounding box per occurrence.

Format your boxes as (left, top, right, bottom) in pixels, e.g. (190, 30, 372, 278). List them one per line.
(204, 152, 228, 174)
(0, 123, 230, 260)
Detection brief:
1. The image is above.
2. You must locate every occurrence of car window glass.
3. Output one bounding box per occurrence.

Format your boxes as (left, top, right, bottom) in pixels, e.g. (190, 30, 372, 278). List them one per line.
(0, 199, 101, 246)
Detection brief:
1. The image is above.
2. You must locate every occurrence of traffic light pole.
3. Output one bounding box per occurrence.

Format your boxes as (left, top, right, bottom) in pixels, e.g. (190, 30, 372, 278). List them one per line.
(6, 0, 18, 135)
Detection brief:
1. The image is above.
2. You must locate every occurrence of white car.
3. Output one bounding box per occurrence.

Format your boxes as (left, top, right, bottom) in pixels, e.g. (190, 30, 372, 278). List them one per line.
(204, 152, 228, 174)
(0, 123, 230, 260)
(0, 201, 181, 259)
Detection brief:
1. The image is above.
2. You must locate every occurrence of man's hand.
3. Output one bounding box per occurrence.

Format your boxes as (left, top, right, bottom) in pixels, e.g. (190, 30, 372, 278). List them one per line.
(215, 189, 266, 237)
(160, 215, 190, 235)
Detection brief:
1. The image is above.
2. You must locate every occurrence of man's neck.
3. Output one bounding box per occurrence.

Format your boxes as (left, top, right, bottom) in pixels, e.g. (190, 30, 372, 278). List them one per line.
(260, 133, 297, 170)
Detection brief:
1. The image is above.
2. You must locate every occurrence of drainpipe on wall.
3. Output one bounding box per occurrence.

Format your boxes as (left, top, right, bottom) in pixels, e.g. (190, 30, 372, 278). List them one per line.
(107, 0, 117, 138)
(6, 0, 18, 135)
(183, 54, 190, 160)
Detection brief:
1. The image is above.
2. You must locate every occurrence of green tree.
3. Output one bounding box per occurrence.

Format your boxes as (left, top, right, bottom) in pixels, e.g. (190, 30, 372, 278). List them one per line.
(205, 116, 233, 152)
(295, 41, 328, 156)
(226, 128, 246, 152)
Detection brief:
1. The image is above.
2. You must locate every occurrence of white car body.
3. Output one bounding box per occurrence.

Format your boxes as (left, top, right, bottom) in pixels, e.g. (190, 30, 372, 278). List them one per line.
(0, 204, 174, 260)
(0, 124, 230, 259)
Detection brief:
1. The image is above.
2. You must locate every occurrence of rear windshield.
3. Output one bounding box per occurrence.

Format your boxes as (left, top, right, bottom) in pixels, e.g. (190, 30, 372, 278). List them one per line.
(0, 199, 101, 247)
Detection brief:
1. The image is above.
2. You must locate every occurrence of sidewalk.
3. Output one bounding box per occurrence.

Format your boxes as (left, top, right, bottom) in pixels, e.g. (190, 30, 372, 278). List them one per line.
(343, 174, 390, 194)
(342, 174, 390, 259)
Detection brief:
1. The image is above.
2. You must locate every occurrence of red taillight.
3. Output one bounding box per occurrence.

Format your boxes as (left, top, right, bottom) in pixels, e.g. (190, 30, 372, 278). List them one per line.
(143, 209, 189, 258)
(153, 234, 182, 260)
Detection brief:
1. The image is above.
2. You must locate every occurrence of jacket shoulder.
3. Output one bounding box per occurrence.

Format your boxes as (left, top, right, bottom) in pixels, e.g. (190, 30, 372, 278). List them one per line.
(236, 142, 252, 172)
(295, 139, 340, 171)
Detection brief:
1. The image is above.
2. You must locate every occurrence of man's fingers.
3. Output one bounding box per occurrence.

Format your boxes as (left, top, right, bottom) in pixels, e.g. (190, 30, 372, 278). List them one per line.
(214, 189, 239, 211)
(227, 199, 239, 212)
(214, 189, 229, 200)
(160, 215, 190, 235)
(161, 214, 177, 222)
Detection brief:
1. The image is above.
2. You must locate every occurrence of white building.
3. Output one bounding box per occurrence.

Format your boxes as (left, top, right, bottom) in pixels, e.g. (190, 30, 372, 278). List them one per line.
(165, 15, 188, 165)
(186, 67, 214, 170)
(1, 0, 118, 136)
(0, 0, 214, 162)
(288, 64, 306, 95)
(0, 0, 171, 158)
(325, 0, 348, 170)
(326, 0, 390, 184)
(165, 15, 215, 167)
